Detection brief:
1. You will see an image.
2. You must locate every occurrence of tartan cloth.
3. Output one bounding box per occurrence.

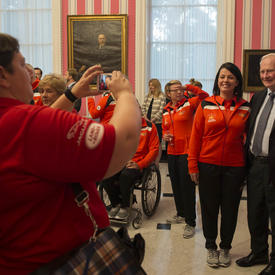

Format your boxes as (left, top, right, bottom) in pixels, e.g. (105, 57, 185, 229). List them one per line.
(54, 227, 146, 275)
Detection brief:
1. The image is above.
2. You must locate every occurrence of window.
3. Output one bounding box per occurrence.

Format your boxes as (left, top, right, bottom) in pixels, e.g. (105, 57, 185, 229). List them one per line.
(0, 0, 52, 75)
(148, 0, 217, 94)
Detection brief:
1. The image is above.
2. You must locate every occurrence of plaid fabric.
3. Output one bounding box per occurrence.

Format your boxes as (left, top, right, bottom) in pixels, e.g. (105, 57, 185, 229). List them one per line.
(54, 227, 146, 275)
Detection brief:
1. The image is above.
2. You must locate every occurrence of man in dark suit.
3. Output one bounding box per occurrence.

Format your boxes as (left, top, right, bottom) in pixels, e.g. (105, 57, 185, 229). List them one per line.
(64, 68, 81, 112)
(236, 53, 275, 275)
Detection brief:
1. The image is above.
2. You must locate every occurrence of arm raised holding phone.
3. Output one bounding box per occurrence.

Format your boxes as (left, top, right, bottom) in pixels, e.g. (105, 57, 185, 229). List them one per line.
(52, 67, 141, 178)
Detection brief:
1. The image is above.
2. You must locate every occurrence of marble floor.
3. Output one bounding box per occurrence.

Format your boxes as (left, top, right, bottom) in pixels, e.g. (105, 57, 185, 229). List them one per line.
(110, 162, 272, 275)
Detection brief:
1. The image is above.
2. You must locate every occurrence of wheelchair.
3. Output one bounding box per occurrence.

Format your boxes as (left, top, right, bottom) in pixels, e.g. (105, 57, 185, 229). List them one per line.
(98, 163, 161, 229)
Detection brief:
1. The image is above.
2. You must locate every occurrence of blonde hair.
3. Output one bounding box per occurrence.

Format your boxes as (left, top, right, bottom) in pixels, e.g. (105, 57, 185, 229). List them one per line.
(39, 74, 66, 95)
(148, 78, 162, 97)
(189, 78, 202, 89)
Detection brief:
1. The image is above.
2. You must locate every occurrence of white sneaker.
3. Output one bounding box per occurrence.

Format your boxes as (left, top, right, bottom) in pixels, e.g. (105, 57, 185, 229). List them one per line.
(183, 224, 195, 239)
(219, 249, 231, 267)
(166, 215, 185, 224)
(108, 205, 120, 218)
(115, 207, 130, 220)
(207, 249, 219, 268)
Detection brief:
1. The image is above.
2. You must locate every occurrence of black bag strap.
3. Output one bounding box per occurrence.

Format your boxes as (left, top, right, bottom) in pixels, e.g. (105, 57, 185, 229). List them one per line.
(70, 182, 98, 241)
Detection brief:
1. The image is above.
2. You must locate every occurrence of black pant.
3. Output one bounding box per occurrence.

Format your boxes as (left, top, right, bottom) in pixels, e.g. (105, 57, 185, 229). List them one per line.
(168, 154, 196, 226)
(102, 168, 141, 208)
(247, 157, 275, 261)
(155, 123, 162, 142)
(198, 162, 245, 250)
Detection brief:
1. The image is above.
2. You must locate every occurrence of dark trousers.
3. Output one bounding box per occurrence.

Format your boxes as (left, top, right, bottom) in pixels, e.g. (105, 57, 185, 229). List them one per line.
(155, 123, 162, 142)
(198, 163, 245, 250)
(247, 158, 275, 261)
(102, 168, 141, 208)
(168, 154, 196, 226)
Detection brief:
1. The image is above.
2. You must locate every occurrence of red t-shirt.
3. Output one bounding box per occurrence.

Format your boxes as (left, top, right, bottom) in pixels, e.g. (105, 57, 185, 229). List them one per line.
(0, 98, 115, 274)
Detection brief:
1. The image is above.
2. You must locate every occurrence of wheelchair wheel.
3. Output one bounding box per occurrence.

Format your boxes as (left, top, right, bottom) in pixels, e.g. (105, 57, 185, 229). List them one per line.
(141, 164, 161, 217)
(132, 210, 143, 229)
(98, 183, 112, 211)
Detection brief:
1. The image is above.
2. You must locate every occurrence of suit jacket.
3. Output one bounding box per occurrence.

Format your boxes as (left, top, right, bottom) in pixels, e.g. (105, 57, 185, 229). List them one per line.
(246, 89, 268, 147)
(246, 88, 275, 183)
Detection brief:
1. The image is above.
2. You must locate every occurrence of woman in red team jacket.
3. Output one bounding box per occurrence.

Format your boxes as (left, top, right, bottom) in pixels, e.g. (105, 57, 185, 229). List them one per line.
(188, 62, 250, 268)
(162, 80, 208, 238)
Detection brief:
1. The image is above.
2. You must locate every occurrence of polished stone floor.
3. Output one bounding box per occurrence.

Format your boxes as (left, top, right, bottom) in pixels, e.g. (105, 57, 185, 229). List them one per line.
(111, 162, 272, 275)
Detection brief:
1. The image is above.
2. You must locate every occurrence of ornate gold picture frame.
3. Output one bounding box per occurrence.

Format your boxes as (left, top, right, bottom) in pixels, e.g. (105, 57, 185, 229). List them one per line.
(67, 15, 128, 79)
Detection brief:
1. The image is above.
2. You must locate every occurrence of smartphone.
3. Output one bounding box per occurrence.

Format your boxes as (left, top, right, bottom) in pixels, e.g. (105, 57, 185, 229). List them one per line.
(97, 73, 112, 92)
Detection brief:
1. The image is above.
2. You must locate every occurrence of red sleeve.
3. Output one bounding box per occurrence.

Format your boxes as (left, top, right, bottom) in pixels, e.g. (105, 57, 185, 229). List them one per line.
(137, 123, 160, 170)
(188, 103, 205, 174)
(22, 106, 115, 183)
(88, 96, 108, 120)
(186, 84, 209, 111)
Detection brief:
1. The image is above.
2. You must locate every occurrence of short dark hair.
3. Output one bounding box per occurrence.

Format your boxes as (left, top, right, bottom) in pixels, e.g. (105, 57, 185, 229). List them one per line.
(0, 33, 19, 73)
(213, 62, 243, 100)
(34, 67, 43, 77)
(68, 68, 79, 81)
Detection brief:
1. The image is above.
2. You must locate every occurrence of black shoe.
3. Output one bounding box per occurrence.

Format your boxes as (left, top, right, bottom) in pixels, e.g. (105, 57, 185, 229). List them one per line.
(259, 262, 275, 275)
(236, 252, 269, 267)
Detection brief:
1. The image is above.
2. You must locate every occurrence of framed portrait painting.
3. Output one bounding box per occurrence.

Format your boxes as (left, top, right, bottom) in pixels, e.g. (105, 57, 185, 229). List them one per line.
(67, 15, 128, 81)
(243, 49, 275, 92)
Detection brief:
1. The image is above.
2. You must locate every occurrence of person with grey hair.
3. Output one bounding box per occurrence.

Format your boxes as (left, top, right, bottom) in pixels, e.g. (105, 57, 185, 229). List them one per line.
(39, 74, 66, 106)
(236, 53, 275, 275)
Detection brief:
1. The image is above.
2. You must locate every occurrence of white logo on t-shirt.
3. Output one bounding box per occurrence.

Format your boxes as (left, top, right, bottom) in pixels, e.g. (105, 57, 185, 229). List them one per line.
(67, 120, 84, 139)
(85, 123, 104, 149)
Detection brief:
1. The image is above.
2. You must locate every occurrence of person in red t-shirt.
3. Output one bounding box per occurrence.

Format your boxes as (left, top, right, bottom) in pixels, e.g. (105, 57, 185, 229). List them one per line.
(102, 117, 159, 220)
(188, 62, 250, 268)
(0, 33, 141, 275)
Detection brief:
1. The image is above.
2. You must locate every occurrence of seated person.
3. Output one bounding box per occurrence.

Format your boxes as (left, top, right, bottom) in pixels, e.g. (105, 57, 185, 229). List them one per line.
(38, 74, 66, 107)
(102, 116, 160, 220)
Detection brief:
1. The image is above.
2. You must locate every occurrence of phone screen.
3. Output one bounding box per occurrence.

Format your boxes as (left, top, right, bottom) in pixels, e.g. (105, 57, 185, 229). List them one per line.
(97, 74, 112, 92)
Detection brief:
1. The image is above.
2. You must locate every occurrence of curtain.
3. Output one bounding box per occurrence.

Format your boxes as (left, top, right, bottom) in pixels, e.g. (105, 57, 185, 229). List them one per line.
(0, 0, 52, 75)
(149, 0, 217, 94)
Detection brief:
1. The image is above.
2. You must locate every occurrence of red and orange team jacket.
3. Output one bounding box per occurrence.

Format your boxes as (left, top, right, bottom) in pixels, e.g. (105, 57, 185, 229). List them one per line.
(32, 78, 43, 106)
(162, 84, 209, 155)
(33, 93, 43, 106)
(188, 95, 250, 174)
(88, 92, 116, 123)
(132, 118, 160, 170)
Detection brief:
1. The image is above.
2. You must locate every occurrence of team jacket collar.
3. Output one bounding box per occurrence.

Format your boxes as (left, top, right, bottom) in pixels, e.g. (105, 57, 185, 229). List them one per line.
(164, 97, 187, 111)
(206, 95, 247, 109)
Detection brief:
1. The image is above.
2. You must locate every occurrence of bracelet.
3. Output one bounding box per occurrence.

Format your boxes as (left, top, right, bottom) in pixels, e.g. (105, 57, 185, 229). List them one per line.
(64, 88, 78, 103)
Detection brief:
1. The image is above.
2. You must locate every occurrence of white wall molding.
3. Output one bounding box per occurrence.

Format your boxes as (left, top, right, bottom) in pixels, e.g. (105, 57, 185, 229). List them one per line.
(52, 0, 62, 74)
(216, 0, 235, 69)
(135, 0, 147, 104)
(262, 0, 271, 48)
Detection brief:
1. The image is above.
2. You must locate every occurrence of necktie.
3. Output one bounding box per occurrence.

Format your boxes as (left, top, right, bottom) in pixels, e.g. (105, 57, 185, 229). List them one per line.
(252, 93, 275, 156)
